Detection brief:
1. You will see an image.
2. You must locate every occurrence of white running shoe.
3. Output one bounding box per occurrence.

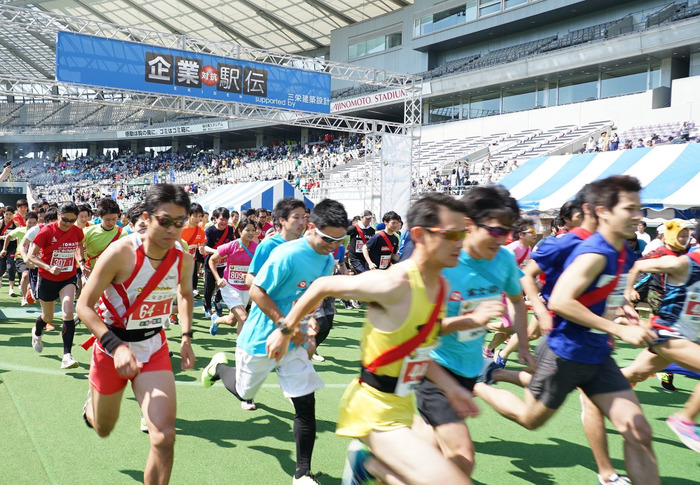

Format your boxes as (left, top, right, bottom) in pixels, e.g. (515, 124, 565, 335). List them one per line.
(311, 352, 325, 363)
(61, 353, 79, 369)
(9, 287, 16, 297)
(293, 473, 322, 484)
(31, 329, 43, 353)
(20, 298, 28, 306)
(241, 399, 257, 411)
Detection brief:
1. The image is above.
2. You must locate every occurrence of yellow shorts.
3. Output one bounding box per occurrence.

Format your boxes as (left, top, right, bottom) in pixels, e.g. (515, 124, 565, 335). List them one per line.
(336, 378, 415, 438)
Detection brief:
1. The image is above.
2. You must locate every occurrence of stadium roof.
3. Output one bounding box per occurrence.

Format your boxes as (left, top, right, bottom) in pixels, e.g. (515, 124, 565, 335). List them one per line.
(0, 0, 412, 81)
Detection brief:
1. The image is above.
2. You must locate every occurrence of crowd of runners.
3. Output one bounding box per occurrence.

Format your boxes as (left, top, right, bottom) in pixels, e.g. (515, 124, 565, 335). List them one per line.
(2, 172, 700, 485)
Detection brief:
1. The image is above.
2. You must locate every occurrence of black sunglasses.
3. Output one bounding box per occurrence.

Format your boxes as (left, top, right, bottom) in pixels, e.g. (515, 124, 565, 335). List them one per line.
(477, 223, 509, 238)
(153, 214, 188, 229)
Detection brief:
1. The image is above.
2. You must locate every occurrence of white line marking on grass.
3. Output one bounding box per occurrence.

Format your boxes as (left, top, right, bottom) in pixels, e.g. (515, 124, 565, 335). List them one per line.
(0, 361, 351, 388)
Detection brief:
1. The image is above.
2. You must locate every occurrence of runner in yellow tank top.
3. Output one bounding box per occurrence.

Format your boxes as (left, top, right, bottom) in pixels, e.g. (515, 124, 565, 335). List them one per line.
(267, 193, 504, 485)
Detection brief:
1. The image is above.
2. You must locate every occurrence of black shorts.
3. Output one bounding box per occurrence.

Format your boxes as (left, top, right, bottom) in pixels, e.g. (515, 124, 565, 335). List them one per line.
(15, 259, 27, 274)
(416, 366, 477, 426)
(36, 275, 77, 302)
(528, 340, 630, 410)
(347, 256, 368, 274)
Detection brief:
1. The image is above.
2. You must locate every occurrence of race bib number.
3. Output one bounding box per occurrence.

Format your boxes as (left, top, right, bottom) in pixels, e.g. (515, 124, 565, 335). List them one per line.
(51, 250, 75, 273)
(602, 274, 627, 322)
(456, 295, 500, 342)
(395, 345, 436, 397)
(678, 286, 700, 339)
(379, 254, 391, 269)
(127, 299, 172, 330)
(227, 264, 249, 286)
(355, 240, 364, 253)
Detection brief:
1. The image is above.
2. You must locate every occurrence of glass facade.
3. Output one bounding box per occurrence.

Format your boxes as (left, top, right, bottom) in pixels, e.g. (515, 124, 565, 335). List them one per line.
(348, 32, 402, 59)
(426, 61, 662, 123)
(415, 0, 533, 37)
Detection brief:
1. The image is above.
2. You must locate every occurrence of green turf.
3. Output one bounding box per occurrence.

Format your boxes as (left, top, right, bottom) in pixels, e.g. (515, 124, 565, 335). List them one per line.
(1, 281, 700, 484)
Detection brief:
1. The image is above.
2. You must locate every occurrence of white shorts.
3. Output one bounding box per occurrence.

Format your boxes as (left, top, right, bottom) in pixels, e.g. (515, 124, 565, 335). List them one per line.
(234, 345, 324, 400)
(221, 284, 249, 309)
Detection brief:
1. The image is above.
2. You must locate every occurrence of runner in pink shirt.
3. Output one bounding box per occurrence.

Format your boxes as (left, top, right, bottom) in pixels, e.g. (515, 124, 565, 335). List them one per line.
(208, 217, 258, 336)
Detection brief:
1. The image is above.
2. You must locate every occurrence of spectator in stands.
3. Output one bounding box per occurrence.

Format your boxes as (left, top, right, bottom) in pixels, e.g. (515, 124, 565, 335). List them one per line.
(454, 161, 463, 189)
(585, 136, 597, 153)
(636, 138, 645, 148)
(681, 121, 690, 141)
(597, 132, 608, 152)
(609, 132, 620, 151)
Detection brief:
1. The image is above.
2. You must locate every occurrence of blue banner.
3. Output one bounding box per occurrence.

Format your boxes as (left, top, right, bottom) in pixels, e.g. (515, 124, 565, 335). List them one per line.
(56, 32, 331, 114)
(169, 168, 175, 183)
(153, 172, 159, 184)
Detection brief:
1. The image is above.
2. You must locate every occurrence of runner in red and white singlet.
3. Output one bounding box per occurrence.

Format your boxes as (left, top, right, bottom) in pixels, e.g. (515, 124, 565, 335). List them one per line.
(77, 184, 195, 485)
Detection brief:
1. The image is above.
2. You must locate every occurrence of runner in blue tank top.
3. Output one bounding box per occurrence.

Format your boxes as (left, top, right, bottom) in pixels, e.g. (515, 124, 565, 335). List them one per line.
(620, 225, 700, 453)
(474, 175, 660, 485)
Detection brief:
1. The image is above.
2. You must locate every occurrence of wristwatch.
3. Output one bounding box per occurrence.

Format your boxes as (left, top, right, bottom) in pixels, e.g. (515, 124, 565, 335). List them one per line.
(276, 319, 293, 336)
(182, 330, 194, 338)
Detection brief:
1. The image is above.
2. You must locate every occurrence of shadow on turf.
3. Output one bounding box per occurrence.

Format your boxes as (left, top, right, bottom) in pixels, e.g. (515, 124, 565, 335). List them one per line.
(119, 469, 143, 483)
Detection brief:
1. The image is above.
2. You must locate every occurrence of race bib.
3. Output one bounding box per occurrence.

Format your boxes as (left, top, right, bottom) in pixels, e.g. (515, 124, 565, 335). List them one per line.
(227, 264, 249, 286)
(379, 254, 391, 269)
(677, 286, 700, 339)
(394, 345, 436, 397)
(456, 295, 500, 342)
(355, 240, 364, 253)
(51, 250, 75, 273)
(127, 297, 172, 330)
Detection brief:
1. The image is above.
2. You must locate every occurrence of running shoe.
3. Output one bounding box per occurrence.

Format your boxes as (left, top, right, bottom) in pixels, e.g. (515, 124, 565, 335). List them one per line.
(477, 360, 499, 385)
(169, 314, 179, 326)
(193, 289, 200, 298)
(9, 287, 16, 297)
(294, 472, 323, 485)
(20, 297, 28, 306)
(657, 372, 677, 392)
(493, 349, 508, 369)
(667, 413, 700, 453)
(241, 400, 256, 411)
(598, 474, 631, 485)
(61, 353, 79, 369)
(31, 329, 43, 353)
(341, 439, 375, 485)
(201, 352, 228, 388)
(214, 300, 224, 317)
(311, 352, 325, 363)
(140, 413, 149, 433)
(204, 308, 212, 319)
(82, 389, 93, 429)
(351, 300, 362, 309)
(482, 348, 494, 359)
(45, 322, 56, 331)
(209, 313, 219, 336)
(341, 300, 352, 310)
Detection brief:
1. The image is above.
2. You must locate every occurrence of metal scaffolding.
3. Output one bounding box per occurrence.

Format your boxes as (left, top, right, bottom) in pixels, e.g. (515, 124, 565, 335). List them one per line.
(0, 4, 423, 212)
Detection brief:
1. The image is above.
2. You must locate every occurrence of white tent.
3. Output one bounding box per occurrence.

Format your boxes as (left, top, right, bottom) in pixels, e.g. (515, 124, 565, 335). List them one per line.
(194, 180, 314, 213)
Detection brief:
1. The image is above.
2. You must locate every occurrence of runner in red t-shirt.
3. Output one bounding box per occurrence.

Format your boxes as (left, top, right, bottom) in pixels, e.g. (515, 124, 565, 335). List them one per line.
(181, 203, 206, 297)
(12, 198, 28, 227)
(28, 202, 84, 369)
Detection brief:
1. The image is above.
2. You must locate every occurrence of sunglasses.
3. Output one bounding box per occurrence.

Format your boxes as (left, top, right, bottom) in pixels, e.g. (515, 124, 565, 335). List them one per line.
(315, 227, 346, 243)
(423, 227, 468, 242)
(60, 217, 77, 224)
(153, 214, 188, 229)
(477, 223, 510, 238)
(521, 229, 536, 235)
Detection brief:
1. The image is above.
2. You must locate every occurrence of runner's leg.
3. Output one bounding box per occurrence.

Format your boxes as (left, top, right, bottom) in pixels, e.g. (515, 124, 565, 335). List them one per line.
(133, 370, 177, 485)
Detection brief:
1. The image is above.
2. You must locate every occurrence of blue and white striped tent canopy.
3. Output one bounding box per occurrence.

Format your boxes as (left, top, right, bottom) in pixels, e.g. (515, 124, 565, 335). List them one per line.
(194, 180, 314, 213)
(500, 144, 700, 212)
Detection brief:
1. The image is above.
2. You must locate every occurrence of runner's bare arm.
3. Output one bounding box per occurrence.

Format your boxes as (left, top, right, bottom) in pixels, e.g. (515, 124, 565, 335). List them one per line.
(520, 260, 552, 331)
(425, 361, 480, 418)
(266, 271, 405, 360)
(176, 253, 196, 370)
(28, 241, 58, 274)
(548, 253, 655, 346)
(440, 301, 506, 334)
(208, 250, 227, 288)
(508, 292, 536, 369)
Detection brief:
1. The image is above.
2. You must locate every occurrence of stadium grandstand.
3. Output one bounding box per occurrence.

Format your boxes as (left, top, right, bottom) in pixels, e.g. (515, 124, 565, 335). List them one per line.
(0, 0, 698, 215)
